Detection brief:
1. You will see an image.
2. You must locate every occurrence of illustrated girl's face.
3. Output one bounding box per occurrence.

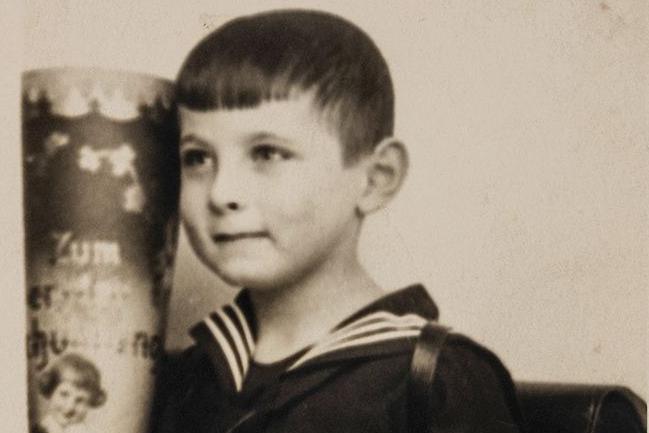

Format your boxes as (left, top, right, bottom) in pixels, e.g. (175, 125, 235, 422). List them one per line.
(49, 372, 92, 427)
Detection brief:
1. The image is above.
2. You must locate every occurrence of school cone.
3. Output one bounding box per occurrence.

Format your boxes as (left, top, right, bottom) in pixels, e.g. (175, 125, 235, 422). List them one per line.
(22, 68, 179, 433)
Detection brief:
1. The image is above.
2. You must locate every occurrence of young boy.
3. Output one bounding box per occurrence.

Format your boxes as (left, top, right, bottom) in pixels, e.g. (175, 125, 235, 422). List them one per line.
(153, 9, 521, 433)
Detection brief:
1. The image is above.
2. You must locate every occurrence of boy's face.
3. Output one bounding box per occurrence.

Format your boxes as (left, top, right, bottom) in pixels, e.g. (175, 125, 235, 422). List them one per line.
(49, 372, 91, 427)
(179, 92, 368, 290)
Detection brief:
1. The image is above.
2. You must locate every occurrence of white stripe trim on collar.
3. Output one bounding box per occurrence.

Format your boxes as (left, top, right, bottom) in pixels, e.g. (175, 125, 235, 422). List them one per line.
(203, 316, 244, 391)
(232, 303, 255, 353)
(301, 318, 423, 357)
(325, 312, 426, 342)
(289, 328, 423, 370)
(214, 309, 250, 374)
(197, 300, 256, 393)
(287, 311, 426, 369)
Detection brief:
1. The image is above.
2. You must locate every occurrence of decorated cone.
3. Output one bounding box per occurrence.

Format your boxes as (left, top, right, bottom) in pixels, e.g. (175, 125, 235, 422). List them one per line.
(22, 68, 179, 433)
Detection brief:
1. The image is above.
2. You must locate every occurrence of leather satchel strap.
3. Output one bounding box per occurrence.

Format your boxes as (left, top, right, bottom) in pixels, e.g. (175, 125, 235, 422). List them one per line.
(408, 322, 450, 433)
(408, 323, 525, 433)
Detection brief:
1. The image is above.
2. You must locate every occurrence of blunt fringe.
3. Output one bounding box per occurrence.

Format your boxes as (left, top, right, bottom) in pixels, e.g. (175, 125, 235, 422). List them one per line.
(176, 9, 394, 163)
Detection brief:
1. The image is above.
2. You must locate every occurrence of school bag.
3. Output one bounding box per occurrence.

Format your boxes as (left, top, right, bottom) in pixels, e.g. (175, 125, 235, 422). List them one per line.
(408, 322, 647, 433)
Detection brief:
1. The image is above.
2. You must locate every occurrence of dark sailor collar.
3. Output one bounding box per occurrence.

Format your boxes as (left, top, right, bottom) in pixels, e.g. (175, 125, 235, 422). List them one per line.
(190, 284, 439, 394)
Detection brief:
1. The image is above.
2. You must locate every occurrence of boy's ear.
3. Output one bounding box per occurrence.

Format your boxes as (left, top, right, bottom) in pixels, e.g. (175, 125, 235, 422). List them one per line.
(357, 137, 409, 216)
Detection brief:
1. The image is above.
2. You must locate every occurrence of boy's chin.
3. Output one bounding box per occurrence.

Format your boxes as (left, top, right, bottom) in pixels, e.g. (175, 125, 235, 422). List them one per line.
(199, 248, 331, 292)
(211, 262, 302, 292)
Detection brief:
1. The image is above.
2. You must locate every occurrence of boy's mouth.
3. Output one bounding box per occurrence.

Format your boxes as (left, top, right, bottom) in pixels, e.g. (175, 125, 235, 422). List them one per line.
(212, 232, 269, 242)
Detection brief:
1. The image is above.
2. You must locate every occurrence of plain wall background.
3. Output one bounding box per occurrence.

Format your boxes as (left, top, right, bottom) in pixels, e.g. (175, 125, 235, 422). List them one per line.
(3, 1, 647, 430)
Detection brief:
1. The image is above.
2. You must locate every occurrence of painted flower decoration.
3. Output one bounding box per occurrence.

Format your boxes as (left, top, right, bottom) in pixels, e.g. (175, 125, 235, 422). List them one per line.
(78, 146, 101, 173)
(109, 144, 136, 177)
(123, 183, 145, 213)
(44, 131, 70, 157)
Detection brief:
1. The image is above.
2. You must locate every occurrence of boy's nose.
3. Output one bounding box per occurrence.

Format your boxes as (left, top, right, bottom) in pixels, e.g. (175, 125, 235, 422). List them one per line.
(208, 163, 245, 214)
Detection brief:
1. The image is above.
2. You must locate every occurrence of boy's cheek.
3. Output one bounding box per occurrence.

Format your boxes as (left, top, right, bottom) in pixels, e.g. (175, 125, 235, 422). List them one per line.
(264, 192, 317, 225)
(180, 184, 208, 213)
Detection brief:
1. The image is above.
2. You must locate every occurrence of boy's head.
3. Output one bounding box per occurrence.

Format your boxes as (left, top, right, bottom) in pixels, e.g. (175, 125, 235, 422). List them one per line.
(177, 9, 394, 164)
(177, 10, 408, 290)
(39, 353, 106, 427)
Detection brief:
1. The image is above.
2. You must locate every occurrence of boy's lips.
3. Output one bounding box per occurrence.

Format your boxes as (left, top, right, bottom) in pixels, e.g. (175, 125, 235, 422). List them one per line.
(212, 231, 269, 242)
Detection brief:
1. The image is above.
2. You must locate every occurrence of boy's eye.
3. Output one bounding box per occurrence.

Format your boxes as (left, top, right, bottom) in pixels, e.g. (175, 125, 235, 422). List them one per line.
(180, 149, 212, 168)
(251, 145, 292, 162)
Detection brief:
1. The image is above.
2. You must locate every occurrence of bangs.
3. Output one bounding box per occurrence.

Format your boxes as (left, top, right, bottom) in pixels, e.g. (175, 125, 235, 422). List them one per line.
(177, 60, 302, 110)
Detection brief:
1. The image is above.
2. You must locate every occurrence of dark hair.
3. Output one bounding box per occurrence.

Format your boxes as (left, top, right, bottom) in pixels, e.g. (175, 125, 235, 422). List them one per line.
(177, 9, 394, 164)
(38, 353, 107, 407)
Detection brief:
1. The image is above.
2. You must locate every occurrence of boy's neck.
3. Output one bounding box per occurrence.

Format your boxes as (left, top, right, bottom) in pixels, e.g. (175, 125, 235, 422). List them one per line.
(249, 255, 382, 364)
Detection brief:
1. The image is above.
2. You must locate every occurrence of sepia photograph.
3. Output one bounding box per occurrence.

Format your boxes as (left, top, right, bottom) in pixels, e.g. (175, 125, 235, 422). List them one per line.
(2, 1, 646, 432)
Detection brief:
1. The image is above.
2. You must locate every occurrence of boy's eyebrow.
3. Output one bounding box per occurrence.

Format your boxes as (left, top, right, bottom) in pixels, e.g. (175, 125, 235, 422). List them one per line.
(179, 133, 210, 148)
(180, 132, 290, 146)
(245, 132, 293, 145)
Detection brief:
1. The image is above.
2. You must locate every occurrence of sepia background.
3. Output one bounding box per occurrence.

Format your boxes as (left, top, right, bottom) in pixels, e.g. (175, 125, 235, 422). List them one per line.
(2, 0, 647, 431)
